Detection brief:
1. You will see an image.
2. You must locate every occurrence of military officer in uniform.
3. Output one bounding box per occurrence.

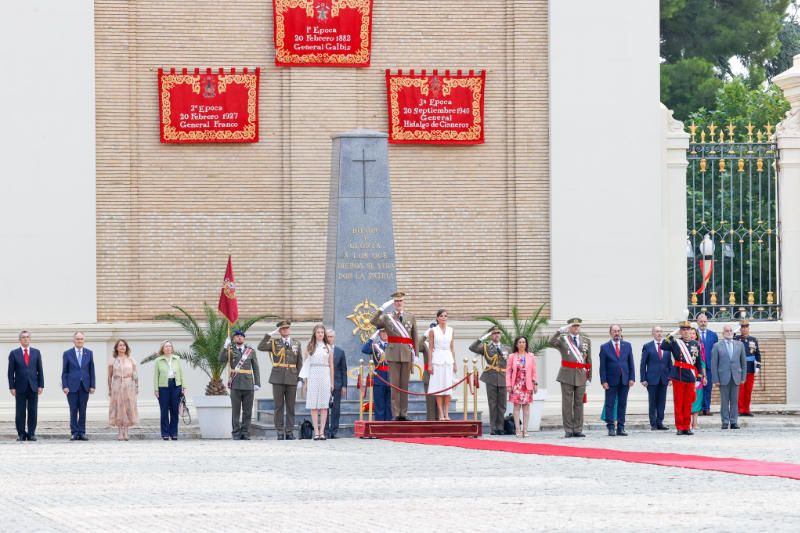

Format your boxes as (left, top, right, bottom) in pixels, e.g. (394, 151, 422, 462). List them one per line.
(419, 324, 437, 421)
(662, 320, 704, 435)
(362, 327, 392, 421)
(469, 326, 510, 435)
(735, 319, 761, 417)
(550, 318, 592, 438)
(370, 292, 418, 421)
(258, 320, 303, 440)
(219, 329, 260, 440)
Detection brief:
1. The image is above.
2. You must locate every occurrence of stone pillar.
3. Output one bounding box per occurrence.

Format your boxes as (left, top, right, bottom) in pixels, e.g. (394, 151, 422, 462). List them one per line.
(660, 103, 690, 321)
(773, 54, 800, 403)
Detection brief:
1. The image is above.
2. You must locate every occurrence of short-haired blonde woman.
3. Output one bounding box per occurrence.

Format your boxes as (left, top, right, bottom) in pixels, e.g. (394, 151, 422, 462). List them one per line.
(108, 339, 139, 441)
(153, 340, 185, 441)
(303, 324, 334, 440)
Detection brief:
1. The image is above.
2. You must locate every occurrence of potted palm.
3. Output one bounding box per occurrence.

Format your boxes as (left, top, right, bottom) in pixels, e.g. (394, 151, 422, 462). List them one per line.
(141, 303, 272, 439)
(476, 304, 551, 431)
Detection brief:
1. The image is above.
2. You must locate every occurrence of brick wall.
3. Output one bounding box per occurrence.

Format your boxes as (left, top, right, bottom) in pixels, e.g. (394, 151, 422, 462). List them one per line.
(94, 0, 550, 322)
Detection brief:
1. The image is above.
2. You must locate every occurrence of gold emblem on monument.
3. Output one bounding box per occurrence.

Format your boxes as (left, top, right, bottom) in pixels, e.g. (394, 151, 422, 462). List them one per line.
(347, 298, 378, 342)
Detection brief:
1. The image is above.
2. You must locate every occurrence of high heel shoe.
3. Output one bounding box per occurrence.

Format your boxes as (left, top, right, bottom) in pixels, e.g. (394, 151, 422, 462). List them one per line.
(523, 431, 529, 438)
(516, 431, 522, 438)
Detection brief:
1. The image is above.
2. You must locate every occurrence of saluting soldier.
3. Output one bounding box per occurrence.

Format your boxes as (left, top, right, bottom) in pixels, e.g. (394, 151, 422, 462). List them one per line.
(219, 329, 261, 440)
(662, 320, 704, 435)
(370, 292, 418, 421)
(735, 319, 761, 417)
(469, 326, 510, 435)
(258, 320, 303, 440)
(361, 327, 392, 421)
(549, 318, 592, 438)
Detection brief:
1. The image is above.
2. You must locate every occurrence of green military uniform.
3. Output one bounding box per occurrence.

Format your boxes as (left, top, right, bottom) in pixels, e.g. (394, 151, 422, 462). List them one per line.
(549, 318, 592, 437)
(370, 295, 418, 420)
(469, 330, 510, 434)
(258, 323, 303, 439)
(418, 334, 437, 421)
(219, 340, 260, 440)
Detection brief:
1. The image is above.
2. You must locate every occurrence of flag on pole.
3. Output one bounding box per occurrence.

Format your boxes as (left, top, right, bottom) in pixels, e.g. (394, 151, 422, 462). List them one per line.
(218, 255, 239, 323)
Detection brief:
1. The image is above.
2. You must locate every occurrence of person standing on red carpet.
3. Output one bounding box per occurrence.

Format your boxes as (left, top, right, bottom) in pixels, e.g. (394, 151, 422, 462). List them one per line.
(549, 318, 592, 438)
(735, 319, 761, 417)
(661, 320, 704, 435)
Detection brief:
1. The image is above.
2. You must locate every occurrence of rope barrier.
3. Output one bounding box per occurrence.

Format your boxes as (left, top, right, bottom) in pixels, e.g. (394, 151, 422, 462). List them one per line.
(371, 371, 469, 396)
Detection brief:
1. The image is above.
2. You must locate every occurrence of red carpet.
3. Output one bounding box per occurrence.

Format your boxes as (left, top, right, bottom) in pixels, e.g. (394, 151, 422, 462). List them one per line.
(386, 437, 800, 480)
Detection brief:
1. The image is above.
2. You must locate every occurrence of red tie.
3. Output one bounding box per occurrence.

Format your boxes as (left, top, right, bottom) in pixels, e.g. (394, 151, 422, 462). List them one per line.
(614, 342, 620, 358)
(657, 343, 663, 360)
(24, 348, 30, 366)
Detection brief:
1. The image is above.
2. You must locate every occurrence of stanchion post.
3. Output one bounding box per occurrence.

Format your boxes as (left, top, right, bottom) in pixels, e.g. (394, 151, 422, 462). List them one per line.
(473, 357, 479, 421)
(358, 359, 364, 422)
(463, 357, 469, 421)
(368, 361, 375, 422)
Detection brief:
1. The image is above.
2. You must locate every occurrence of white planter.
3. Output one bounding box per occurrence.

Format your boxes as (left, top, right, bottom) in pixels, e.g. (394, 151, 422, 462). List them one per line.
(194, 395, 232, 439)
(528, 389, 549, 431)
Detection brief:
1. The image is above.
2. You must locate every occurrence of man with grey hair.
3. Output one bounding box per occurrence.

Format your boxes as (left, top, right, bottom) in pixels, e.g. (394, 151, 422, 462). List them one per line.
(61, 331, 96, 441)
(640, 326, 672, 430)
(711, 324, 747, 429)
(8, 330, 44, 441)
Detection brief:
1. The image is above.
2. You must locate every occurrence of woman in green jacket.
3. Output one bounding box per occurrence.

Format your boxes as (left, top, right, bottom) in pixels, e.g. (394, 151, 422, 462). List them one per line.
(153, 340, 185, 440)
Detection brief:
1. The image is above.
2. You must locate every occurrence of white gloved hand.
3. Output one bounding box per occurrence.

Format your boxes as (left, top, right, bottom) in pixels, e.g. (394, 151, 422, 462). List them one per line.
(370, 330, 380, 340)
(254, 385, 261, 391)
(559, 325, 568, 333)
(269, 328, 280, 336)
(480, 332, 491, 341)
(224, 337, 231, 348)
(380, 299, 393, 311)
(586, 380, 591, 385)
(755, 368, 760, 374)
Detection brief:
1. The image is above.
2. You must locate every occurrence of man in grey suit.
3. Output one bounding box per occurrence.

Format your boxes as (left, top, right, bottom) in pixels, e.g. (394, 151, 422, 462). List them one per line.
(710, 324, 747, 430)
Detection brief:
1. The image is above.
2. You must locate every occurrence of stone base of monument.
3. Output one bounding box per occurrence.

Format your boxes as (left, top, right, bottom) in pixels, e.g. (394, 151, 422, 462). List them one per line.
(353, 420, 482, 439)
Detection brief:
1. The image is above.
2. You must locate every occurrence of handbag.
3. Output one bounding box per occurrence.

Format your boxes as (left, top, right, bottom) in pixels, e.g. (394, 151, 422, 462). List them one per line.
(503, 414, 516, 435)
(299, 419, 314, 440)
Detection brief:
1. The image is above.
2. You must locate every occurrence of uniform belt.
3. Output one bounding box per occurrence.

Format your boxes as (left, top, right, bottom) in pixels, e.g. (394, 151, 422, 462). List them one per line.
(376, 365, 389, 372)
(272, 363, 295, 368)
(674, 361, 698, 378)
(230, 368, 252, 374)
(561, 361, 590, 369)
(387, 336, 414, 347)
(484, 365, 506, 373)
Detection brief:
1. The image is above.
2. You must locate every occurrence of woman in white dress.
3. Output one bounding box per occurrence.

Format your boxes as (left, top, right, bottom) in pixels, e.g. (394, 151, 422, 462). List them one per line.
(427, 309, 457, 421)
(303, 324, 334, 440)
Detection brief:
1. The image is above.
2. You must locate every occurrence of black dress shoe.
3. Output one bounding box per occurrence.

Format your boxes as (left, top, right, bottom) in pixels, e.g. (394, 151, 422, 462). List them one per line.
(564, 432, 573, 438)
(70, 435, 78, 441)
(162, 437, 170, 441)
(79, 435, 89, 441)
(328, 434, 337, 439)
(27, 435, 37, 441)
(730, 423, 741, 429)
(685, 430, 694, 435)
(702, 409, 711, 416)
(285, 433, 295, 440)
(616, 430, 628, 436)
(170, 436, 178, 441)
(741, 412, 754, 417)
(657, 425, 670, 430)
(241, 435, 251, 440)
(650, 425, 657, 431)
(607, 428, 616, 436)
(16, 436, 25, 442)
(277, 433, 285, 440)
(721, 424, 729, 430)
(677, 430, 685, 435)
(573, 432, 586, 438)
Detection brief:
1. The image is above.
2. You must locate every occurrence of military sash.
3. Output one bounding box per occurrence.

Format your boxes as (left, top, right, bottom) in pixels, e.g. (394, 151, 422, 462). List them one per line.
(228, 346, 254, 388)
(566, 335, 585, 364)
(386, 313, 416, 356)
(673, 339, 698, 380)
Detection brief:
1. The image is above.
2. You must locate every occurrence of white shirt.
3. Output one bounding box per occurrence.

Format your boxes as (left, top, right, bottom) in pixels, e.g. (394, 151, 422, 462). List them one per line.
(165, 356, 176, 378)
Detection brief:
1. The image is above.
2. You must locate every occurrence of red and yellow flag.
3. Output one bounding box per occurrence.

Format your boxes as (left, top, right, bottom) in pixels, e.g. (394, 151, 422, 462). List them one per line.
(218, 255, 239, 323)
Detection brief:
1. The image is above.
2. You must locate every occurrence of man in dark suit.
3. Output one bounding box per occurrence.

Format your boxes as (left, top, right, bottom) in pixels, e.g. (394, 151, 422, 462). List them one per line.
(599, 325, 635, 436)
(640, 326, 672, 430)
(8, 330, 44, 441)
(696, 313, 718, 415)
(325, 329, 347, 438)
(61, 331, 96, 441)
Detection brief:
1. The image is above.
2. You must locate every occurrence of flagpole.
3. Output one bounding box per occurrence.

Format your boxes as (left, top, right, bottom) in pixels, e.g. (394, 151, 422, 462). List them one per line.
(227, 323, 232, 393)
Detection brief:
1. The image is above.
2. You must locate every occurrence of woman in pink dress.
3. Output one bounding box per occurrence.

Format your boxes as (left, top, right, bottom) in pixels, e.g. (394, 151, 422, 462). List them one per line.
(107, 339, 139, 440)
(506, 336, 538, 438)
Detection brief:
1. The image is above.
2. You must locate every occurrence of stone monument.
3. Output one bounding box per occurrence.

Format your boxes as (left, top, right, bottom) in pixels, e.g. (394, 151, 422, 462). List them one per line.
(323, 130, 398, 370)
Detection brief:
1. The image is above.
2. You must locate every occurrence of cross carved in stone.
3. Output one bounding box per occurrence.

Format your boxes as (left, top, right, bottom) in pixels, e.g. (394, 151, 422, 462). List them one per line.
(352, 148, 376, 214)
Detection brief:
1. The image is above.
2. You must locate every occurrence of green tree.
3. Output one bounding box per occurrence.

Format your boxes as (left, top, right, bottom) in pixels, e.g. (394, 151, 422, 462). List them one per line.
(661, 0, 789, 119)
(766, 17, 800, 78)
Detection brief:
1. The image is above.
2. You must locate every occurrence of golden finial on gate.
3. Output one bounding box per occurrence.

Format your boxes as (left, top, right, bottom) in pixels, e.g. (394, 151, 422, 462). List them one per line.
(708, 123, 717, 139)
(710, 291, 718, 305)
(757, 130, 764, 143)
(756, 158, 764, 172)
(738, 158, 745, 172)
(767, 291, 774, 305)
(746, 122, 754, 142)
(748, 291, 755, 305)
(719, 158, 726, 172)
(699, 158, 707, 173)
(727, 122, 736, 140)
(719, 130, 725, 144)
(729, 291, 736, 305)
(765, 122, 773, 138)
(689, 122, 698, 144)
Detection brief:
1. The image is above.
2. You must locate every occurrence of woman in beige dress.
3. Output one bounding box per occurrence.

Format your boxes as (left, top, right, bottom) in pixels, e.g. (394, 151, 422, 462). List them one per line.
(108, 339, 139, 440)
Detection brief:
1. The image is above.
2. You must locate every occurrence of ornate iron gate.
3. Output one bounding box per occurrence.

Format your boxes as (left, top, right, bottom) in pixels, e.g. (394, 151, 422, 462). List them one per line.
(686, 123, 780, 321)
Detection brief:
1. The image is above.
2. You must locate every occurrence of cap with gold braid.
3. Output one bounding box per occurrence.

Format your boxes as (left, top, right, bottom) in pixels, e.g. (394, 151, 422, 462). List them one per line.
(488, 326, 502, 334)
(679, 320, 691, 328)
(566, 317, 582, 326)
(740, 319, 750, 327)
(390, 291, 406, 301)
(276, 319, 291, 329)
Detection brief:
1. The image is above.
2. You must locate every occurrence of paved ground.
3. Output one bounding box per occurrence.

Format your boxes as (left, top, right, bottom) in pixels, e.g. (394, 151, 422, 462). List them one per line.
(2, 424, 799, 532)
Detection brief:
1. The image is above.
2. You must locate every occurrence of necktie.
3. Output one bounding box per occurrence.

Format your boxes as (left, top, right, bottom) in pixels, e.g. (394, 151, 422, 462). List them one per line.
(657, 342, 662, 360)
(77, 350, 82, 367)
(702, 330, 706, 343)
(573, 336, 579, 347)
(24, 348, 29, 366)
(614, 342, 620, 357)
